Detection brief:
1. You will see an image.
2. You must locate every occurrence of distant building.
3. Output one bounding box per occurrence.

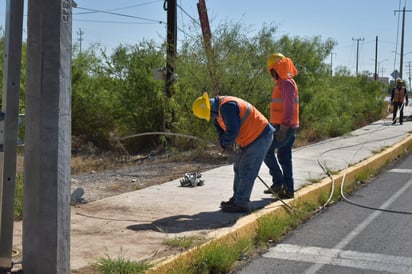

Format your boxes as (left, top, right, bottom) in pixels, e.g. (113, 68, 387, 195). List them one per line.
(368, 76, 389, 85)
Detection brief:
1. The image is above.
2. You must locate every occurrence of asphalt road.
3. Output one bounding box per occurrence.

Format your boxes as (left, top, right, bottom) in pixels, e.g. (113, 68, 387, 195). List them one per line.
(234, 152, 412, 274)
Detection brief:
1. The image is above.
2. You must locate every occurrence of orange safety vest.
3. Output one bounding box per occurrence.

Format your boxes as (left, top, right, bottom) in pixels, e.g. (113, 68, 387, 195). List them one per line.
(269, 79, 300, 127)
(217, 96, 268, 148)
(393, 87, 407, 103)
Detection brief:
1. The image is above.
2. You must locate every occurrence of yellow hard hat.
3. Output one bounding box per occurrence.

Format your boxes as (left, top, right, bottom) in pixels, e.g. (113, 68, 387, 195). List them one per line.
(192, 92, 211, 121)
(267, 53, 285, 71)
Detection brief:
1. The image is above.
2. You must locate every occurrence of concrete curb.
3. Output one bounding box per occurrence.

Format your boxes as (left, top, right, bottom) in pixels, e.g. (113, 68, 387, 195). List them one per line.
(148, 133, 412, 273)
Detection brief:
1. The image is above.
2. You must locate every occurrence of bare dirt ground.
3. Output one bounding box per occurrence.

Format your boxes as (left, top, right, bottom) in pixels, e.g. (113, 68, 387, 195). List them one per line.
(13, 149, 231, 273)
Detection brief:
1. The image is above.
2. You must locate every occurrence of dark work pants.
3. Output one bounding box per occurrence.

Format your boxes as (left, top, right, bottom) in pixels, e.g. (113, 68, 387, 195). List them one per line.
(392, 102, 404, 124)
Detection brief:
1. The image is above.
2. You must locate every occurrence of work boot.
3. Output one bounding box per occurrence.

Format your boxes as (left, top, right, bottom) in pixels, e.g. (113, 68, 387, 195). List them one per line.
(392, 120, 396, 125)
(220, 201, 249, 213)
(264, 184, 284, 194)
(278, 192, 294, 199)
(220, 197, 234, 207)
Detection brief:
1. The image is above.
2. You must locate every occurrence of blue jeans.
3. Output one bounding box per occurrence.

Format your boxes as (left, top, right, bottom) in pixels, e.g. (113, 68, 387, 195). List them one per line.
(264, 128, 296, 194)
(231, 124, 274, 208)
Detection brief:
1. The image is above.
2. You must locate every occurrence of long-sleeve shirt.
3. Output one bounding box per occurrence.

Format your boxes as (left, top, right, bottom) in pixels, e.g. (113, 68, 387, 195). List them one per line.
(212, 100, 240, 148)
(277, 79, 297, 127)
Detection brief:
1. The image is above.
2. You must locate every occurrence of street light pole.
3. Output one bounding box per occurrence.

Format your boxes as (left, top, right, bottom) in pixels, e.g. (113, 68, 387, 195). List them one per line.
(400, 6, 405, 79)
(394, 6, 412, 79)
(352, 37, 364, 76)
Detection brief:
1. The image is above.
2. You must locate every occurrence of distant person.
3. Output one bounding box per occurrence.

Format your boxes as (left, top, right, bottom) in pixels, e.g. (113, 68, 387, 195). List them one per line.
(192, 92, 275, 213)
(263, 53, 299, 199)
(391, 78, 409, 125)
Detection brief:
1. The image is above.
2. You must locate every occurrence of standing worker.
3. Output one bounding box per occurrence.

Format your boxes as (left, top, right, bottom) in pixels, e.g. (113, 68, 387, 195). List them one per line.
(192, 92, 275, 213)
(263, 53, 299, 199)
(391, 78, 409, 125)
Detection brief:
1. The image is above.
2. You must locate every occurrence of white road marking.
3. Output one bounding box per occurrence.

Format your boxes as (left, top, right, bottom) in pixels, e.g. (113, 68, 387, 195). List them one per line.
(265, 244, 412, 273)
(265, 177, 412, 273)
(389, 168, 412, 173)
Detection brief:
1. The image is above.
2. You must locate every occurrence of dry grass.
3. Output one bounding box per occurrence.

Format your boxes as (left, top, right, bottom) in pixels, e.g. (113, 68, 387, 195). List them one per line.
(71, 154, 125, 174)
(17, 152, 127, 175)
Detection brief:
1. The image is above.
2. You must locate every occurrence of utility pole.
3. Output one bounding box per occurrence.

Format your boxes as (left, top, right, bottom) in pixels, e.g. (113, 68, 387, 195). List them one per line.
(0, 1, 23, 271)
(400, 6, 405, 79)
(197, 0, 218, 94)
(77, 28, 83, 53)
(23, 0, 73, 272)
(165, 0, 177, 98)
(394, 7, 412, 79)
(352, 37, 364, 76)
(163, 0, 177, 131)
(330, 52, 335, 76)
(374, 36, 378, 81)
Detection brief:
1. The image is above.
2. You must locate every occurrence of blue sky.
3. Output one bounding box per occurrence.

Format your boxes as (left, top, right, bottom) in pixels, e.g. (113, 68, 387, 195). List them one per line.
(1, 0, 411, 80)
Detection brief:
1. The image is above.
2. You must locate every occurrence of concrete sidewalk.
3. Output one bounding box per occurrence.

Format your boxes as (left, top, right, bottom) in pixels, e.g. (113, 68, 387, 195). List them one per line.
(12, 106, 412, 273)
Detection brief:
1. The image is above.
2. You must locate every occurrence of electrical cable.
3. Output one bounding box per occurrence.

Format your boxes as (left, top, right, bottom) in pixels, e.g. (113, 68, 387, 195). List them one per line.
(77, 109, 411, 225)
(120, 131, 216, 146)
(75, 19, 164, 25)
(177, 3, 201, 26)
(294, 109, 394, 153)
(74, 0, 162, 15)
(317, 106, 412, 215)
(340, 164, 412, 215)
(296, 106, 404, 209)
(120, 131, 299, 209)
(75, 6, 165, 24)
(119, 107, 410, 214)
(256, 175, 296, 212)
(339, 130, 412, 215)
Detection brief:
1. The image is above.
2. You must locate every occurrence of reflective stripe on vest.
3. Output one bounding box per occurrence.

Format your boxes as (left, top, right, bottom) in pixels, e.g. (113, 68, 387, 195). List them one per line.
(240, 103, 252, 125)
(394, 88, 406, 103)
(217, 96, 268, 147)
(219, 96, 251, 126)
(269, 79, 299, 127)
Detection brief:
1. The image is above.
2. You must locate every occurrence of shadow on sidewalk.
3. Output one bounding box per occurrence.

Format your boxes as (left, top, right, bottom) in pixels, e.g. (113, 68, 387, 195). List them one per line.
(126, 198, 274, 233)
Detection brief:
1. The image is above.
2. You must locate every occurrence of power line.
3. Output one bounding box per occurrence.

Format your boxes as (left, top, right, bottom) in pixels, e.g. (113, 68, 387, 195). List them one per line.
(74, 4, 197, 39)
(75, 6, 165, 24)
(72, 1, 200, 52)
(177, 3, 200, 26)
(75, 19, 163, 25)
(74, 0, 162, 15)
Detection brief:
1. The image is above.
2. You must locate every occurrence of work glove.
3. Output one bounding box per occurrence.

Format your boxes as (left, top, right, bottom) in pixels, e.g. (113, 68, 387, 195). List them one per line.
(217, 139, 227, 154)
(218, 138, 235, 153)
(218, 139, 242, 155)
(276, 125, 289, 143)
(231, 143, 242, 154)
